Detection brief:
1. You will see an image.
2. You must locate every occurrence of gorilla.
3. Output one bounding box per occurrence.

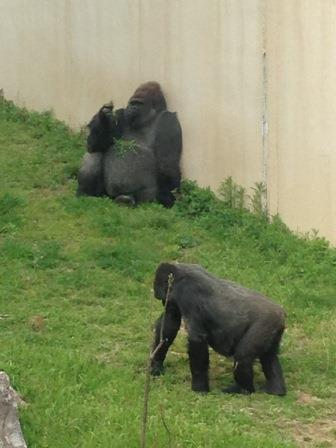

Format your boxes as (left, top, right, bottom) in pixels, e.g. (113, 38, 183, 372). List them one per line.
(77, 82, 182, 207)
(151, 262, 287, 396)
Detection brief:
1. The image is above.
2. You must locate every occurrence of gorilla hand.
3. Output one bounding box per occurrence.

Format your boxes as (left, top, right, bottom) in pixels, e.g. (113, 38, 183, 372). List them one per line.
(99, 101, 114, 121)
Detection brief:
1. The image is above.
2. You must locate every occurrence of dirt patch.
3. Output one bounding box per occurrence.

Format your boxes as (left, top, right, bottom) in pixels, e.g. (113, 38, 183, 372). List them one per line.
(296, 392, 321, 405)
(292, 418, 336, 447)
(28, 314, 46, 332)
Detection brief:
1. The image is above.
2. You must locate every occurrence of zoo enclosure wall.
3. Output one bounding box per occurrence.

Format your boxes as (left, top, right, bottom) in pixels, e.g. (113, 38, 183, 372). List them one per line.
(1, 0, 335, 243)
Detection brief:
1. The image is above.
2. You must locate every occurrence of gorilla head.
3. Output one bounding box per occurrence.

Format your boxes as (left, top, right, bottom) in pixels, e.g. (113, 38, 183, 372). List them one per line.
(124, 81, 167, 128)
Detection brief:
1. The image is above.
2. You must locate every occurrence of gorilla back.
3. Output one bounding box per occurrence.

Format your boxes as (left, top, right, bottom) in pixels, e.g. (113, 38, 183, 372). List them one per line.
(151, 262, 287, 396)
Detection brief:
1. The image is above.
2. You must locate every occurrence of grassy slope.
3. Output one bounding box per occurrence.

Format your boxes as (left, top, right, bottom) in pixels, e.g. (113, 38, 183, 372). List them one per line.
(0, 100, 335, 448)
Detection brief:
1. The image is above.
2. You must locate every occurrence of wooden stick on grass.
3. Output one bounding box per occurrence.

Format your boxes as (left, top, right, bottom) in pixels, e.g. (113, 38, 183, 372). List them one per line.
(140, 273, 174, 448)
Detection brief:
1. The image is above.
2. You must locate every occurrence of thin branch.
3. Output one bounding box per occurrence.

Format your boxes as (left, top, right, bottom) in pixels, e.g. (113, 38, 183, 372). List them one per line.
(150, 340, 166, 361)
(160, 404, 172, 448)
(140, 273, 174, 448)
(140, 353, 152, 448)
(159, 273, 174, 346)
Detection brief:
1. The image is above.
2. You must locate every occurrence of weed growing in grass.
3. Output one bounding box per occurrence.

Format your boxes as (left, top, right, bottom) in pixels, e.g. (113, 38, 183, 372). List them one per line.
(176, 180, 217, 217)
(218, 176, 246, 210)
(250, 181, 268, 217)
(0, 193, 25, 233)
(0, 98, 335, 448)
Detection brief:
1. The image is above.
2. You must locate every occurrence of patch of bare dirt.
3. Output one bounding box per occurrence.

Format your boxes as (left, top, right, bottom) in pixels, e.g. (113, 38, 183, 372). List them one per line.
(292, 418, 336, 447)
(296, 392, 321, 405)
(28, 314, 45, 331)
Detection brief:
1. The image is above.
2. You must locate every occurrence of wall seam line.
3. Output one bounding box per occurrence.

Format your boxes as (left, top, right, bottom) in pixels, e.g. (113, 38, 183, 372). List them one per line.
(261, 0, 269, 213)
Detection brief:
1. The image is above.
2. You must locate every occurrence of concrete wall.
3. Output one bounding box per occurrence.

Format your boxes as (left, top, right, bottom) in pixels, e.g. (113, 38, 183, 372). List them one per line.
(0, 0, 335, 243)
(266, 1, 336, 242)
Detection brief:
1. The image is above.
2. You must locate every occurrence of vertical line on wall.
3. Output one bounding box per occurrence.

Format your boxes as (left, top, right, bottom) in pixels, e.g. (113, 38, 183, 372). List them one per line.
(137, 0, 142, 78)
(261, 0, 269, 213)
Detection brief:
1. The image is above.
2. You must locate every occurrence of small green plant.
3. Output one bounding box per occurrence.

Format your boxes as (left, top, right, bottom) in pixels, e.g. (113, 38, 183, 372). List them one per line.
(0, 193, 24, 234)
(218, 177, 246, 209)
(250, 181, 268, 217)
(176, 180, 217, 217)
(176, 235, 199, 249)
(113, 138, 138, 157)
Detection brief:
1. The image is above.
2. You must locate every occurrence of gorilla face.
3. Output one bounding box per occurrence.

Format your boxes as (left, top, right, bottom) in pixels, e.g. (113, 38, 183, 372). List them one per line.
(124, 81, 167, 129)
(124, 98, 156, 128)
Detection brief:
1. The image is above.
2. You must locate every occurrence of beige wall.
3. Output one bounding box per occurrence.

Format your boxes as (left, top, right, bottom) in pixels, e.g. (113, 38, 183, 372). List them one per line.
(0, 0, 335, 243)
(266, 1, 336, 242)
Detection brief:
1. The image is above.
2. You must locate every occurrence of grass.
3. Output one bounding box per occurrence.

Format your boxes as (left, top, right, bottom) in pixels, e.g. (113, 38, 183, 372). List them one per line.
(0, 98, 335, 447)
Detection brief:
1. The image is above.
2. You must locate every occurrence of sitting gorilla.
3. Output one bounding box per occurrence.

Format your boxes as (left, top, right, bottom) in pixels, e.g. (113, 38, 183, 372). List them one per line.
(151, 262, 287, 396)
(77, 81, 182, 207)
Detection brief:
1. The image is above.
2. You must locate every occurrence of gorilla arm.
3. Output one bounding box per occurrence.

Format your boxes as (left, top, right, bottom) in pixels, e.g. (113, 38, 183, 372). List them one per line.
(77, 103, 125, 197)
(86, 102, 124, 153)
(153, 111, 182, 207)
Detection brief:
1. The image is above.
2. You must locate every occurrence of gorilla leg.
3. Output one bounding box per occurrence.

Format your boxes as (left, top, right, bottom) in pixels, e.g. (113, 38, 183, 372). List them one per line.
(223, 324, 264, 394)
(188, 338, 209, 393)
(151, 306, 181, 376)
(134, 185, 157, 205)
(233, 360, 255, 393)
(157, 190, 176, 208)
(260, 353, 286, 395)
(77, 153, 105, 197)
(259, 334, 286, 396)
(114, 195, 136, 207)
(222, 359, 255, 394)
(224, 323, 285, 395)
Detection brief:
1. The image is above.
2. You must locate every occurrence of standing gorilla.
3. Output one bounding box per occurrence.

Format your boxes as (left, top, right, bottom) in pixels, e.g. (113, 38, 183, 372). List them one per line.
(77, 82, 182, 207)
(151, 262, 287, 396)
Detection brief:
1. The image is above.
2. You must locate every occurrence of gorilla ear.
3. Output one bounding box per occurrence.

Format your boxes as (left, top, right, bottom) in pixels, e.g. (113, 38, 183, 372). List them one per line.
(153, 262, 178, 301)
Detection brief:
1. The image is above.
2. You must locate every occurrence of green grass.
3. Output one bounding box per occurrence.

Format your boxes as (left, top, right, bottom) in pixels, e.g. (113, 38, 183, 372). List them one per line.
(0, 98, 336, 448)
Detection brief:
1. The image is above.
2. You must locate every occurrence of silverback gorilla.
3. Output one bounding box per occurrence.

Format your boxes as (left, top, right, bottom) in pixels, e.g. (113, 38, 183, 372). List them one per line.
(151, 262, 287, 396)
(77, 82, 182, 207)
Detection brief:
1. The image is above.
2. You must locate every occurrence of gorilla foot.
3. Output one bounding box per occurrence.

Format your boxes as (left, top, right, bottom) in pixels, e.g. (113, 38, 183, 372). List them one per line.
(191, 380, 209, 394)
(151, 361, 165, 376)
(114, 195, 136, 207)
(265, 383, 287, 396)
(222, 383, 254, 395)
(157, 191, 176, 208)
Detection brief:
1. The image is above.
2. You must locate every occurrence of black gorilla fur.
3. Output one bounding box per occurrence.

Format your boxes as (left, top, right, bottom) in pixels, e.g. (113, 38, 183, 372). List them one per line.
(151, 262, 287, 396)
(77, 82, 182, 207)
